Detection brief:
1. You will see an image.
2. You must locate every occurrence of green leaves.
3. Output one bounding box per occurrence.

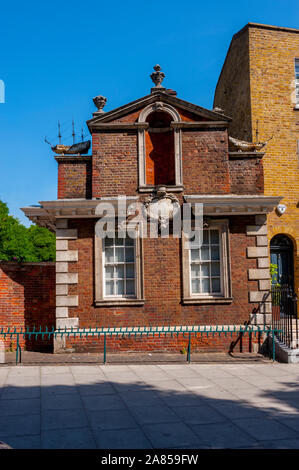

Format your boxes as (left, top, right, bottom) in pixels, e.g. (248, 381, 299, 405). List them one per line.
(270, 263, 280, 286)
(0, 201, 55, 262)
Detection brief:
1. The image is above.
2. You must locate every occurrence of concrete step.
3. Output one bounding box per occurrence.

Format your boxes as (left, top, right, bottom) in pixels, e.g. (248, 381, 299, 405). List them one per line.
(269, 334, 299, 363)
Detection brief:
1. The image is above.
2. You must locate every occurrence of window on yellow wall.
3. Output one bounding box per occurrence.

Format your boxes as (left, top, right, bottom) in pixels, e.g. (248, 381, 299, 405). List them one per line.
(295, 59, 299, 108)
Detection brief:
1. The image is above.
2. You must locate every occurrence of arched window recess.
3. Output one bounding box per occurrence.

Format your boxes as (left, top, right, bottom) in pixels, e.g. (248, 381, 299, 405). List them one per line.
(137, 102, 183, 192)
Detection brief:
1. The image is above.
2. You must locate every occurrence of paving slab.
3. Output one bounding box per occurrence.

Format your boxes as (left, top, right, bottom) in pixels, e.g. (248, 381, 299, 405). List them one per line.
(160, 391, 204, 407)
(41, 408, 89, 431)
(130, 404, 179, 425)
(7, 366, 40, 376)
(41, 393, 82, 410)
(209, 376, 257, 389)
(277, 417, 299, 433)
(233, 416, 298, 440)
(252, 399, 299, 416)
(1, 385, 40, 400)
(71, 375, 107, 385)
(77, 382, 115, 396)
(87, 409, 137, 431)
(0, 398, 40, 417)
(189, 365, 235, 379)
(81, 394, 126, 412)
(260, 439, 299, 449)
(207, 401, 268, 420)
(94, 427, 152, 449)
(41, 427, 96, 449)
(176, 376, 216, 390)
(102, 371, 141, 383)
(5, 376, 40, 387)
(143, 421, 202, 449)
(159, 365, 202, 379)
(128, 364, 170, 380)
(191, 422, 258, 449)
(121, 390, 165, 408)
(172, 404, 227, 425)
(0, 414, 40, 437)
(41, 375, 75, 386)
(41, 385, 79, 397)
(41, 366, 71, 375)
(71, 365, 103, 375)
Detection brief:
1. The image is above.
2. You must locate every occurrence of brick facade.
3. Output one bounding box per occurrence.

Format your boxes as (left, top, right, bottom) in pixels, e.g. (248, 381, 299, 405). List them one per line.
(214, 23, 299, 301)
(0, 262, 55, 351)
(57, 156, 92, 199)
(22, 78, 280, 354)
(66, 216, 257, 328)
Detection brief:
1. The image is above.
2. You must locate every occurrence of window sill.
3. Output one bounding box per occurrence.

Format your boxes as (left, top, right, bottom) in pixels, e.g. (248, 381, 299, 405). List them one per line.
(95, 299, 145, 307)
(182, 297, 233, 305)
(138, 185, 184, 193)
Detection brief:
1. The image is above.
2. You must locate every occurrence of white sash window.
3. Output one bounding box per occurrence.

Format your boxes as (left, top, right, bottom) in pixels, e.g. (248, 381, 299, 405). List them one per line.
(190, 229, 222, 295)
(182, 220, 232, 304)
(103, 236, 136, 297)
(95, 227, 144, 307)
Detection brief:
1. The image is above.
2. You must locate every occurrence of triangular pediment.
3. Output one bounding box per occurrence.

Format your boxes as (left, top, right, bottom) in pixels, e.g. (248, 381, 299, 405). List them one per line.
(87, 91, 231, 131)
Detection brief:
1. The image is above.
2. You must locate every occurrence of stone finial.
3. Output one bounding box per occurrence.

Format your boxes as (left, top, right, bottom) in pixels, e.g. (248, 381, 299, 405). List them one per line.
(150, 65, 165, 88)
(93, 95, 107, 113)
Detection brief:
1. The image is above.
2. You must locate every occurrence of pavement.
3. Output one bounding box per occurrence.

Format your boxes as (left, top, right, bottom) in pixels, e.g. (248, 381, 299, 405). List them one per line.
(0, 362, 299, 449)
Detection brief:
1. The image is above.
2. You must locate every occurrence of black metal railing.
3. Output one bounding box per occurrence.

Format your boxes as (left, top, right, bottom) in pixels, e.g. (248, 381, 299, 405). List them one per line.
(271, 284, 298, 349)
(229, 290, 271, 355)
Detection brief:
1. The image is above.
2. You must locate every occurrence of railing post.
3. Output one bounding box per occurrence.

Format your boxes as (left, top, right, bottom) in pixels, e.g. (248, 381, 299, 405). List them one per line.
(187, 332, 191, 364)
(272, 329, 275, 362)
(16, 334, 21, 365)
(295, 294, 298, 348)
(103, 333, 107, 365)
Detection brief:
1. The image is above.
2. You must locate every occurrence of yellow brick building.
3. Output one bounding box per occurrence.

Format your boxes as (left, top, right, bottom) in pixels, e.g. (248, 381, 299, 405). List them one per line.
(214, 23, 299, 302)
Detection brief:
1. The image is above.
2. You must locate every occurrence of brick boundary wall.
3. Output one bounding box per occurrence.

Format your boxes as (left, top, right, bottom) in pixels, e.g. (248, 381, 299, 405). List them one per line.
(64, 332, 262, 354)
(0, 262, 55, 351)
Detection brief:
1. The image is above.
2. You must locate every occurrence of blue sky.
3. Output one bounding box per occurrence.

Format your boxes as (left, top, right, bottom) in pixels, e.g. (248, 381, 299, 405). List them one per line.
(1, 0, 298, 225)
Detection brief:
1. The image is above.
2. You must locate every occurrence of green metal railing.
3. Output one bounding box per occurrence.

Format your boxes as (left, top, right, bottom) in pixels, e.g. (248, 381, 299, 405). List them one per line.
(0, 324, 282, 365)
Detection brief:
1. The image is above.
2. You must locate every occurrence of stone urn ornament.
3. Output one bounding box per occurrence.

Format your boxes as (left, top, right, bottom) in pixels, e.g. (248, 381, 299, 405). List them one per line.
(150, 65, 165, 88)
(93, 95, 107, 113)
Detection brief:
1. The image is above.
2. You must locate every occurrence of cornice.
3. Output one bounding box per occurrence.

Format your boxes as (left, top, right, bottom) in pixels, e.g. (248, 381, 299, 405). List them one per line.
(54, 155, 92, 163)
(90, 123, 149, 131)
(184, 194, 282, 215)
(229, 151, 264, 159)
(171, 121, 229, 129)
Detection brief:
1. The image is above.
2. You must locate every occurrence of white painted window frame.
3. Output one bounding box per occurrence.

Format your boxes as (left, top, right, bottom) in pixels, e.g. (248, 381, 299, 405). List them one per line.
(94, 224, 144, 306)
(102, 236, 137, 299)
(295, 58, 299, 108)
(182, 219, 233, 304)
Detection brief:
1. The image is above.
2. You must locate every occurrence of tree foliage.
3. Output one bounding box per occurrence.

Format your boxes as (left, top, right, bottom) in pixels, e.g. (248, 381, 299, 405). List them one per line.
(0, 201, 55, 262)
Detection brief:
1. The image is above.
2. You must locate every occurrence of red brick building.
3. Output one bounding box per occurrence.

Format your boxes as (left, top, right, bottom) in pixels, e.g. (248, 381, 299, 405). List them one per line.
(22, 67, 281, 353)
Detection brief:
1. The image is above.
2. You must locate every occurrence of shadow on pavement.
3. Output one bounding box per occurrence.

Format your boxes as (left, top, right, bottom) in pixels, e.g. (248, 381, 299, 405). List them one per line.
(0, 363, 299, 449)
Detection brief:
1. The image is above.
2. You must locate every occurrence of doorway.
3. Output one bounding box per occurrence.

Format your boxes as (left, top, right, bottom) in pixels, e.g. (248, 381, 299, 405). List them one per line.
(270, 234, 294, 288)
